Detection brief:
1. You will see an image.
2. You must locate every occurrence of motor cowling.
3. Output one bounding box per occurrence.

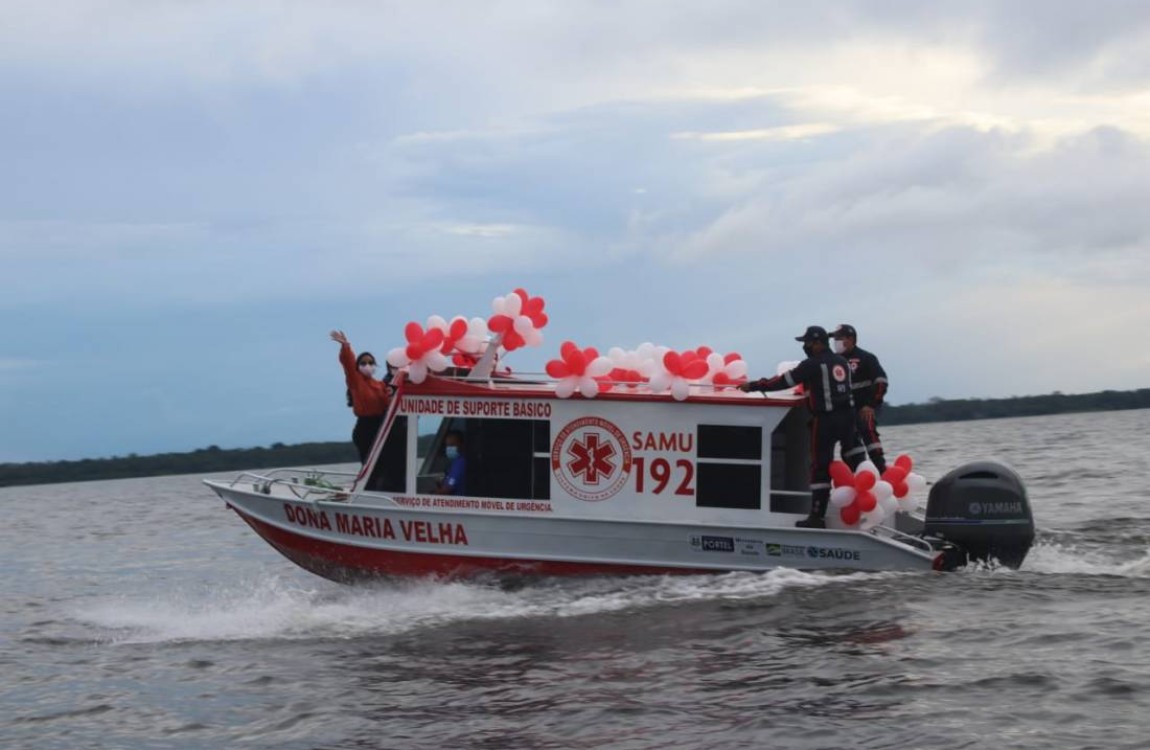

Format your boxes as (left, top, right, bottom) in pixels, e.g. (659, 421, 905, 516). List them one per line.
(922, 461, 1035, 569)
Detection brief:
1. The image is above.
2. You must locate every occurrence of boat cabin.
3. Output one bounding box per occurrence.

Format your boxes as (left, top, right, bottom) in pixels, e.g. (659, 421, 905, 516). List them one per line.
(359, 375, 816, 526)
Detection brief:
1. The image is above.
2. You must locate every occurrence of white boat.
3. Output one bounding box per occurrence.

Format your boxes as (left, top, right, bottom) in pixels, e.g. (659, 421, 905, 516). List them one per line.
(205, 342, 1035, 581)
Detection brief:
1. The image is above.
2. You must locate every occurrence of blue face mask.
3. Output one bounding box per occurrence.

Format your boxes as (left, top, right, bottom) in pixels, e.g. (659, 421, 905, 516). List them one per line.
(445, 446, 460, 460)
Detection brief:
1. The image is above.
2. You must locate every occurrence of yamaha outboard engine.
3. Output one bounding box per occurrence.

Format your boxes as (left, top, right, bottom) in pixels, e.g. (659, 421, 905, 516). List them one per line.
(922, 461, 1035, 569)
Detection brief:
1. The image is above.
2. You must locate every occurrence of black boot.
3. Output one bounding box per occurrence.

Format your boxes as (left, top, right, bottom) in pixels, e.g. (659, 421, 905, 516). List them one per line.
(796, 490, 828, 529)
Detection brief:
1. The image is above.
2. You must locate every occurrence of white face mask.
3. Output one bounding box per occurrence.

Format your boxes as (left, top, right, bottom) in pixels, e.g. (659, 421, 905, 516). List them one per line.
(358, 363, 377, 376)
(833, 340, 847, 354)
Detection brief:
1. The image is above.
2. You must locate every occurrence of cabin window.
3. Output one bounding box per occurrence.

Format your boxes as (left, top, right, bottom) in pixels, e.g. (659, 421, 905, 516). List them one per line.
(367, 415, 407, 492)
(769, 409, 811, 514)
(415, 415, 550, 500)
(694, 424, 763, 510)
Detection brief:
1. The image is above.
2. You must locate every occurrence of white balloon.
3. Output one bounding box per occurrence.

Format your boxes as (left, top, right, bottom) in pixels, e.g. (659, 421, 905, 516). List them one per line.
(524, 327, 543, 347)
(873, 480, 894, 502)
(491, 295, 506, 314)
(727, 360, 748, 378)
(907, 473, 928, 494)
(648, 371, 672, 392)
(578, 378, 599, 399)
(636, 342, 657, 360)
(425, 351, 450, 372)
(830, 486, 857, 508)
(513, 314, 534, 336)
(879, 494, 900, 517)
(608, 346, 627, 363)
(426, 314, 448, 331)
(706, 352, 725, 372)
(671, 379, 690, 401)
(504, 292, 522, 317)
(555, 379, 576, 398)
(408, 361, 428, 383)
(587, 356, 614, 378)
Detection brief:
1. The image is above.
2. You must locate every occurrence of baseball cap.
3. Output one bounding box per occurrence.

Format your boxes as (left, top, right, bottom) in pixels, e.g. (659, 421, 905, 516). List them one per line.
(795, 325, 829, 343)
(830, 324, 857, 340)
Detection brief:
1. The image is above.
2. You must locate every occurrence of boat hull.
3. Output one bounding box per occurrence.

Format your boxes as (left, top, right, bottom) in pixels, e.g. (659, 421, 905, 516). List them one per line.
(207, 481, 939, 582)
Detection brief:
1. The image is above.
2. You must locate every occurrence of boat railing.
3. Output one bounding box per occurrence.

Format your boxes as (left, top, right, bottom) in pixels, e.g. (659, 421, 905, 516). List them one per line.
(870, 522, 938, 555)
(427, 369, 803, 400)
(224, 467, 357, 499)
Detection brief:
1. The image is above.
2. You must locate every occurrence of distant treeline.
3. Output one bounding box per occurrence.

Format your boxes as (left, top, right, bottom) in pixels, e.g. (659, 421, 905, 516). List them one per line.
(883, 388, 1150, 425)
(2, 389, 1147, 488)
(0, 442, 358, 488)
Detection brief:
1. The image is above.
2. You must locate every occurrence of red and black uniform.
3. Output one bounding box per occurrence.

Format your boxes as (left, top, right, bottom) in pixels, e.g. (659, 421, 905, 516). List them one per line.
(842, 345, 888, 472)
(339, 343, 390, 464)
(745, 349, 860, 521)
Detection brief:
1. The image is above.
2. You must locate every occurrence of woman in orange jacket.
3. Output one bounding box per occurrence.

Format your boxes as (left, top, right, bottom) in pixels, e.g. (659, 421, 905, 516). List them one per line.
(330, 330, 391, 464)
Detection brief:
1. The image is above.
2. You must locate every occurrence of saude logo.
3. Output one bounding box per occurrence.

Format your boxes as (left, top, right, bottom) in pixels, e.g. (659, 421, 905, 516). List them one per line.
(806, 546, 862, 562)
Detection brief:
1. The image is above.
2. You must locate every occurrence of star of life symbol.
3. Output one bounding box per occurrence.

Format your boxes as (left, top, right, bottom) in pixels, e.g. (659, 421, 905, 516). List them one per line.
(552, 416, 633, 502)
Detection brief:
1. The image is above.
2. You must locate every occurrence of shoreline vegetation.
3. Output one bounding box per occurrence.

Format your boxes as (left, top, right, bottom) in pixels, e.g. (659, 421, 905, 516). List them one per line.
(2, 389, 1147, 489)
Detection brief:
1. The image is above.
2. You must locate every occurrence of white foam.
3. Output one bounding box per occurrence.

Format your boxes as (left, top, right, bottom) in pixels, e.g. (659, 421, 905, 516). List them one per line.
(72, 568, 892, 644)
(1010, 540, 1150, 577)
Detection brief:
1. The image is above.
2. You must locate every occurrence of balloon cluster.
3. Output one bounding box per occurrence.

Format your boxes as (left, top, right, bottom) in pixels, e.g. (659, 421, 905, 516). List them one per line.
(386, 322, 449, 384)
(545, 342, 614, 398)
(827, 455, 928, 530)
(385, 288, 548, 383)
(546, 342, 748, 400)
(488, 288, 548, 351)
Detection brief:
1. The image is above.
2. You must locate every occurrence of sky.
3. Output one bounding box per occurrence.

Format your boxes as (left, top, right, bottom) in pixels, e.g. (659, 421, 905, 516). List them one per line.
(3, 0, 1150, 462)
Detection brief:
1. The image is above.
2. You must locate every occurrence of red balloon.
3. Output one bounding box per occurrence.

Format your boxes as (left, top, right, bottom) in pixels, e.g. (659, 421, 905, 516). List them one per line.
(895, 454, 913, 472)
(857, 490, 877, 512)
(682, 359, 709, 379)
(855, 471, 876, 492)
(883, 466, 908, 484)
(893, 481, 909, 499)
(405, 343, 424, 360)
(829, 461, 854, 487)
(724, 352, 742, 364)
(404, 321, 423, 344)
(841, 505, 861, 525)
(560, 340, 578, 360)
(488, 314, 513, 334)
(545, 360, 568, 378)
(566, 348, 587, 374)
(422, 329, 444, 350)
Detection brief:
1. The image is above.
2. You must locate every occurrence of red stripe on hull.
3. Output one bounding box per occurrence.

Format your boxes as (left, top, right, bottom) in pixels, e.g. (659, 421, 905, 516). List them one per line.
(231, 506, 711, 583)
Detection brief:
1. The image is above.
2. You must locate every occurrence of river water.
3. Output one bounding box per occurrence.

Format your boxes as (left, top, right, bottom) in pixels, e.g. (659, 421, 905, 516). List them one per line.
(2, 410, 1149, 749)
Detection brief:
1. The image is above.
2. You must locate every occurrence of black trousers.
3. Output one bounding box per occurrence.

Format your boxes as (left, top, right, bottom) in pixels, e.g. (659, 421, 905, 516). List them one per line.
(352, 415, 385, 465)
(808, 410, 857, 518)
(850, 408, 887, 473)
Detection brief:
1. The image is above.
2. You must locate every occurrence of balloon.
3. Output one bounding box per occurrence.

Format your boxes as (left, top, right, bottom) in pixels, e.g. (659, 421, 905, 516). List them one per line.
(882, 466, 908, 484)
(873, 480, 894, 502)
(670, 379, 690, 401)
(893, 481, 909, 499)
(857, 460, 880, 479)
(857, 490, 877, 512)
(840, 504, 861, 526)
(830, 486, 857, 508)
(895, 454, 913, 472)
(855, 471, 876, 492)
(907, 473, 928, 494)
(879, 494, 900, 516)
(829, 461, 854, 487)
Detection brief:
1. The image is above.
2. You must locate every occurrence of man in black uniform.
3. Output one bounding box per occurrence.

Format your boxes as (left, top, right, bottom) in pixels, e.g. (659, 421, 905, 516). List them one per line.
(740, 326, 856, 529)
(830, 324, 889, 474)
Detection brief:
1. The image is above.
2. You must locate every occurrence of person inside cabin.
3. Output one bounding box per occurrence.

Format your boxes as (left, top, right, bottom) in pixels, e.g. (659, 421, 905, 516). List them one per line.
(831, 324, 889, 474)
(739, 325, 858, 529)
(434, 430, 467, 495)
(329, 330, 390, 465)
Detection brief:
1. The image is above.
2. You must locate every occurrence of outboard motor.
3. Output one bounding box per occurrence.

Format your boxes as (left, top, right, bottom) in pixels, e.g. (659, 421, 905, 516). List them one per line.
(922, 461, 1035, 569)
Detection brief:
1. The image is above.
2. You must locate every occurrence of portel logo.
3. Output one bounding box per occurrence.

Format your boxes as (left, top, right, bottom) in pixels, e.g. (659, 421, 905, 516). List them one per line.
(551, 416, 634, 502)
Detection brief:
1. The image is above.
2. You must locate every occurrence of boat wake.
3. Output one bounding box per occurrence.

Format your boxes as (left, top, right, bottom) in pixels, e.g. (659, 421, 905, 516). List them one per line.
(73, 567, 897, 645)
(1020, 540, 1150, 578)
